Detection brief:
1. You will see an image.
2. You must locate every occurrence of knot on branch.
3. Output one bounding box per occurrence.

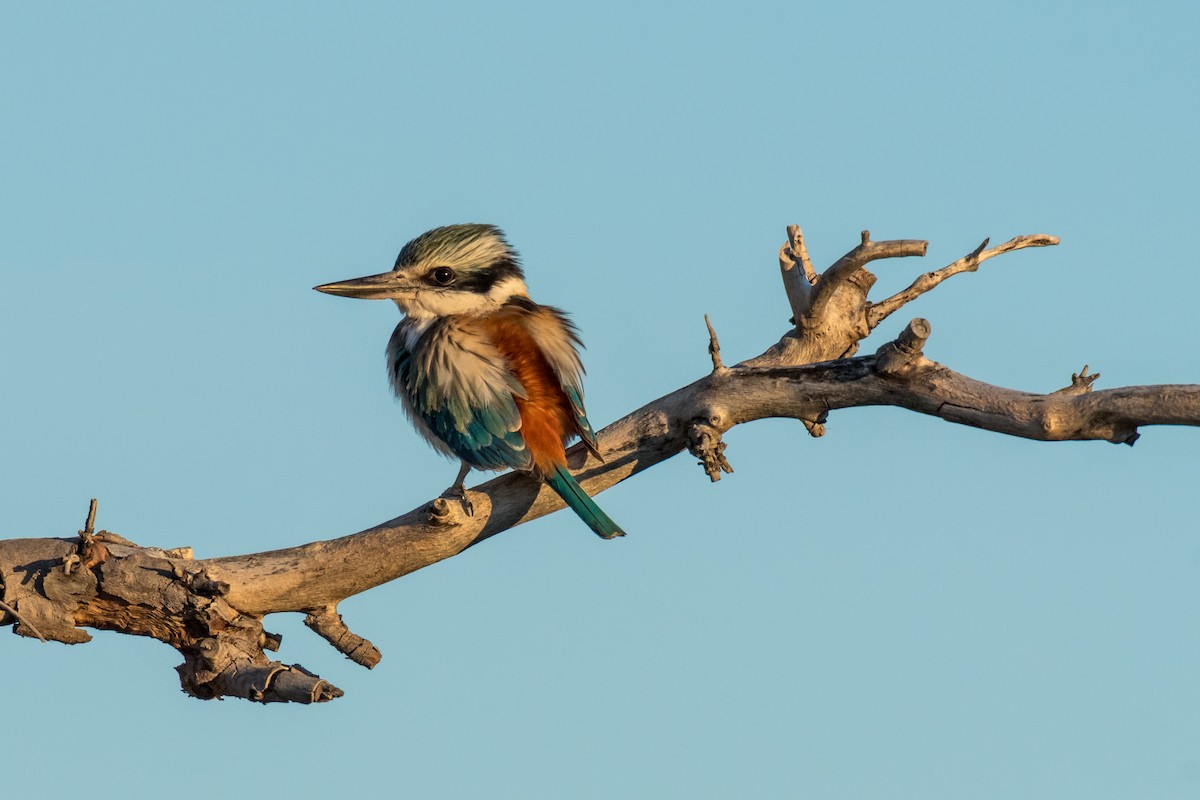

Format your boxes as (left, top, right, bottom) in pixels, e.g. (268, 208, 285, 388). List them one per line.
(874, 319, 932, 377)
(173, 564, 231, 597)
(688, 416, 734, 482)
(428, 496, 472, 527)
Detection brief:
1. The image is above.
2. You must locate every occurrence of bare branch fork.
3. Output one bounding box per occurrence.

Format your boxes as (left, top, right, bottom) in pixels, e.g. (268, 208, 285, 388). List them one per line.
(4, 224, 1199, 703)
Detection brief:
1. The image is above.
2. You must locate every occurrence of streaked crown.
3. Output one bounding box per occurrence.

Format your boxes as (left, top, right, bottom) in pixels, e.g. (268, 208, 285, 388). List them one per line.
(395, 224, 524, 294)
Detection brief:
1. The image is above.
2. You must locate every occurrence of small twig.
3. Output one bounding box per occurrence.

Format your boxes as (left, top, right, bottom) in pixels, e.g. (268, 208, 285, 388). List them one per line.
(868, 234, 1059, 328)
(83, 498, 98, 536)
(1053, 364, 1101, 396)
(0, 598, 48, 643)
(304, 606, 382, 668)
(704, 314, 725, 372)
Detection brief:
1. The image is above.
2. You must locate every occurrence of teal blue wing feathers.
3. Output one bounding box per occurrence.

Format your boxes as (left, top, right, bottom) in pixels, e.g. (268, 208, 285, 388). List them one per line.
(389, 321, 533, 472)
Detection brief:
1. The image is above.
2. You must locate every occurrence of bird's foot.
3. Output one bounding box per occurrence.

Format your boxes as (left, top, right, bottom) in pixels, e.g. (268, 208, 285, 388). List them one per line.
(442, 483, 474, 516)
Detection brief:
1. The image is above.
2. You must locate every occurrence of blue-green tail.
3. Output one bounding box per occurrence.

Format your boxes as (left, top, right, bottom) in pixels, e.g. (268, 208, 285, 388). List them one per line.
(544, 463, 625, 539)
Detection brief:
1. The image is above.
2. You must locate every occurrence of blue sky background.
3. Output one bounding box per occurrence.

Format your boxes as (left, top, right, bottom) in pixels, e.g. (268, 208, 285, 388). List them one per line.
(3, 2, 1198, 797)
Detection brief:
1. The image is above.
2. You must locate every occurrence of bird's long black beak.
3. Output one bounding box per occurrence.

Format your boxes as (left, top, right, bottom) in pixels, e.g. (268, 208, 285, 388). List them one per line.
(314, 270, 411, 299)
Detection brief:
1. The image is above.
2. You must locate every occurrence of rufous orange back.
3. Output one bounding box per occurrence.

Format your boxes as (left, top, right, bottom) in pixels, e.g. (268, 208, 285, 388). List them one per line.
(481, 310, 574, 477)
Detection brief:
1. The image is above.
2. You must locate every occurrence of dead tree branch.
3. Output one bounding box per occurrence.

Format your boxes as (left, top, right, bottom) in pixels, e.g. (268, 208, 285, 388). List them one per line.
(3, 224, 1197, 703)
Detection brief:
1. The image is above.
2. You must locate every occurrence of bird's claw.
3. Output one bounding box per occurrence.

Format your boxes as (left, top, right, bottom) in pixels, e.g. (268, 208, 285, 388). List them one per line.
(443, 484, 474, 516)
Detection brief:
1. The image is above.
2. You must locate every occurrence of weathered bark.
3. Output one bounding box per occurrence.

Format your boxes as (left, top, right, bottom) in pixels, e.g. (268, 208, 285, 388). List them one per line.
(4, 226, 1196, 704)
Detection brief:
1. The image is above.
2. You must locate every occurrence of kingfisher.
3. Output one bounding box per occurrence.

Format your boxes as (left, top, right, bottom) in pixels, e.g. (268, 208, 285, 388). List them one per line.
(315, 224, 624, 539)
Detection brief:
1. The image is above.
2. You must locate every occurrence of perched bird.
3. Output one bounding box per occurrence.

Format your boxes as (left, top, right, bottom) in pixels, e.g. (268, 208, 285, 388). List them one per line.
(315, 224, 624, 539)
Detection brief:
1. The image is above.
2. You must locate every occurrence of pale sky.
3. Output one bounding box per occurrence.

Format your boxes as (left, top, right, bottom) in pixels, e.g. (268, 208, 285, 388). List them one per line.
(3, 3, 1199, 797)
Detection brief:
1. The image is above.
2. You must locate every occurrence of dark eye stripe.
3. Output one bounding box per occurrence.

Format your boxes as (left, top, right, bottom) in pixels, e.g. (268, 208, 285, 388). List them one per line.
(454, 257, 522, 293)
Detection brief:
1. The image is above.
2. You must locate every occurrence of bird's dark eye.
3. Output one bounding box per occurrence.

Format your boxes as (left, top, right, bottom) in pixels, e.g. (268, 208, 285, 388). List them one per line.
(430, 267, 456, 286)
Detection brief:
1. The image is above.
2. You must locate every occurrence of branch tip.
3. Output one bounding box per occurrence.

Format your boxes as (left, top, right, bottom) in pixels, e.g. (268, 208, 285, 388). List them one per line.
(785, 224, 818, 285)
(779, 227, 815, 321)
(704, 314, 725, 372)
(868, 231, 1059, 329)
(83, 498, 98, 536)
(304, 606, 382, 669)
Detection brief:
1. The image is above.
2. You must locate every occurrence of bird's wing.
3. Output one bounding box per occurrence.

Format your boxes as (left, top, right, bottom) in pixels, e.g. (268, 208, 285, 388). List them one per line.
(520, 303, 602, 458)
(390, 319, 534, 472)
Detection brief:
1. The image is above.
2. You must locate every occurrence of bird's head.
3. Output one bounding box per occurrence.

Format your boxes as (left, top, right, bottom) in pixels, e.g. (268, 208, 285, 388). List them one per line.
(315, 224, 529, 319)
